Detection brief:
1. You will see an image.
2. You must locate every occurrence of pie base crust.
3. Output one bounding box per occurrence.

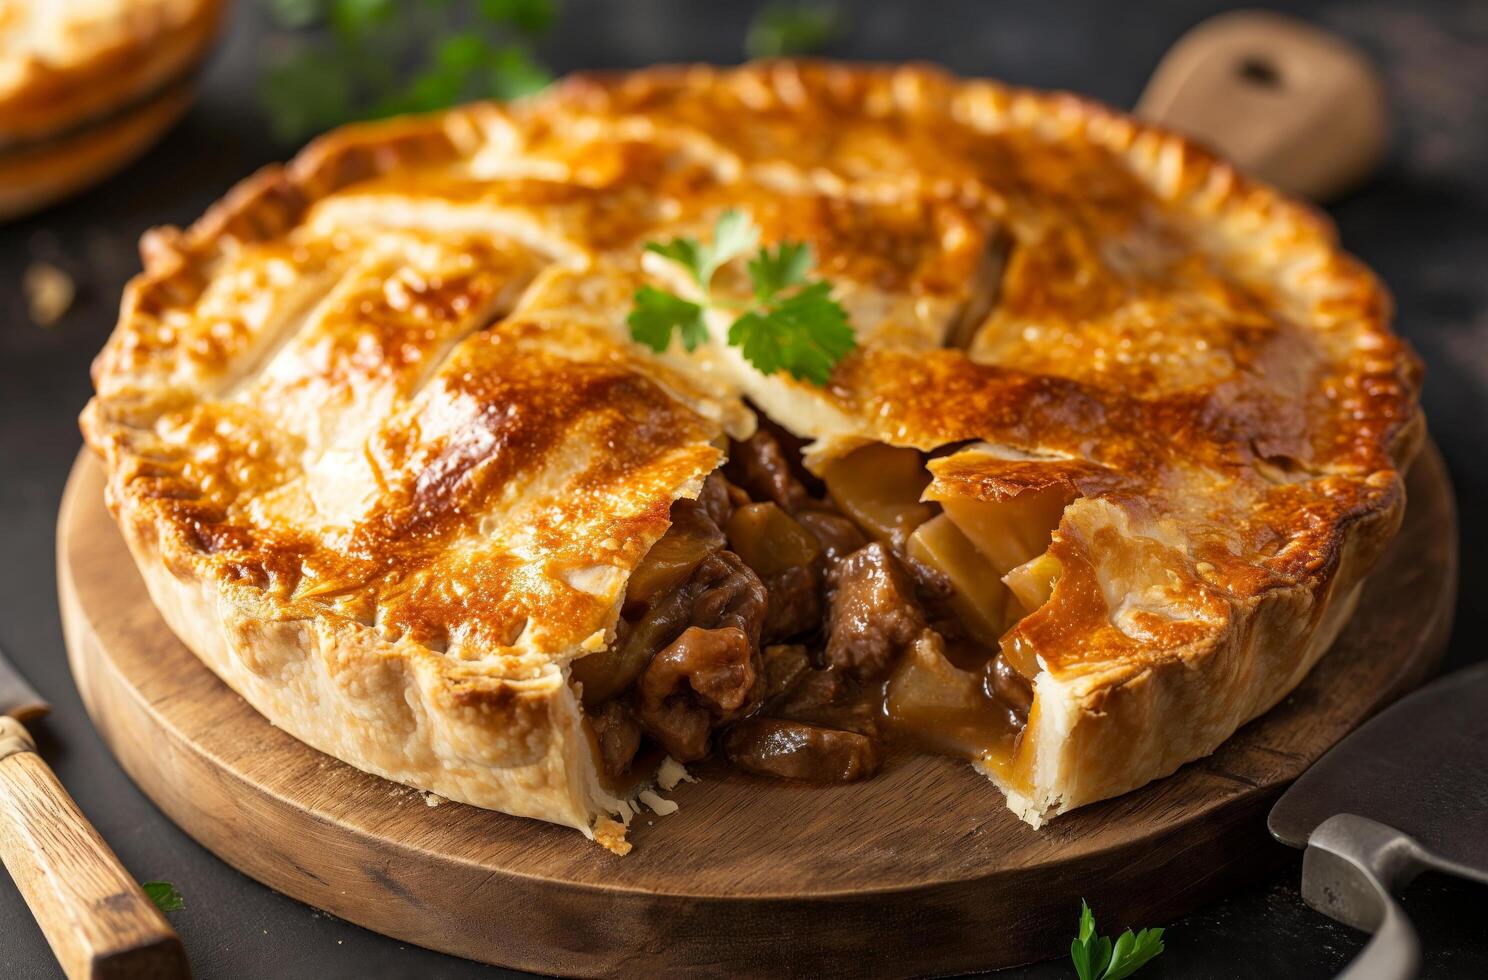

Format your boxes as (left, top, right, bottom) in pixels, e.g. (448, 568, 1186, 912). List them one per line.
(120, 502, 625, 832)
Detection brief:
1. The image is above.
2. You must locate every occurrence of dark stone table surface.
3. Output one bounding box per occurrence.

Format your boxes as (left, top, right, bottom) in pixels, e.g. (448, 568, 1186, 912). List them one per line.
(2, 1, 1485, 977)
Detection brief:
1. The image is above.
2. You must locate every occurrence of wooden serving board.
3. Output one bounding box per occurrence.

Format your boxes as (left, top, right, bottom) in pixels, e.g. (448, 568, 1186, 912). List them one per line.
(56, 442, 1457, 978)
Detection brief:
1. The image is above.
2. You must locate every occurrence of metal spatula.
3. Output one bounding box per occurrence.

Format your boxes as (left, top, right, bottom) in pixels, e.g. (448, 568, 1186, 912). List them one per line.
(1268, 662, 1488, 979)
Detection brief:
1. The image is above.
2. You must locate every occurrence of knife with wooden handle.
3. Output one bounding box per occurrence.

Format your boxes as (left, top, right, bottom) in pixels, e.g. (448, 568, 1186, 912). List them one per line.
(0, 647, 190, 980)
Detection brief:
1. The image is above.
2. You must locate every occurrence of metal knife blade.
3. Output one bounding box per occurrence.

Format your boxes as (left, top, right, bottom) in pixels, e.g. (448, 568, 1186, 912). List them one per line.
(0, 642, 49, 721)
(1269, 659, 1488, 882)
(1269, 661, 1488, 979)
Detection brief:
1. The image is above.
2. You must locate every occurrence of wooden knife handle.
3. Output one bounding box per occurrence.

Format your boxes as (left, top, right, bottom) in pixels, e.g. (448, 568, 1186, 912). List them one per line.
(0, 716, 189, 980)
(1137, 10, 1389, 200)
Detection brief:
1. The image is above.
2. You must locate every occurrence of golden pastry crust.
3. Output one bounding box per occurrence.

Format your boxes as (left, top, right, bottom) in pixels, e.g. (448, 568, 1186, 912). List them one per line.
(0, 76, 194, 220)
(0, 0, 222, 147)
(82, 61, 1422, 839)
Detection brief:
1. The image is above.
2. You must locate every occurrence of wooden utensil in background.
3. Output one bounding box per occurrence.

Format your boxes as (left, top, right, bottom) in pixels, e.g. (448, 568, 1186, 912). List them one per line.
(0, 650, 189, 979)
(1138, 9, 1389, 201)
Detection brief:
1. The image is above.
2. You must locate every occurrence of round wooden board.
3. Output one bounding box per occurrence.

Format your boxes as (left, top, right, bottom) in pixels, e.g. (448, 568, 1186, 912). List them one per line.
(57, 445, 1458, 979)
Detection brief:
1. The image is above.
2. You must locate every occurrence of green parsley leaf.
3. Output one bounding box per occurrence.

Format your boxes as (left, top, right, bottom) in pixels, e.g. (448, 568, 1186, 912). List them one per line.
(330, 0, 394, 36)
(627, 287, 709, 354)
(265, 0, 328, 29)
(1070, 901, 1162, 980)
(748, 242, 813, 301)
(703, 209, 762, 283)
(730, 281, 853, 385)
(629, 211, 855, 385)
(725, 311, 780, 375)
(644, 237, 706, 286)
(746, 2, 841, 59)
(437, 33, 494, 73)
(479, 0, 557, 36)
(1070, 900, 1105, 980)
(259, 49, 356, 143)
(390, 33, 488, 113)
(142, 881, 184, 913)
(1104, 927, 1165, 980)
(258, 0, 555, 144)
(487, 45, 554, 100)
(643, 210, 760, 290)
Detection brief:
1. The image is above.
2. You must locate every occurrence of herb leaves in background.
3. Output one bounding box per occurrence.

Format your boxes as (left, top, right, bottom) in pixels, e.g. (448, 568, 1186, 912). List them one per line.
(142, 880, 185, 913)
(259, 0, 556, 144)
(745, 2, 840, 58)
(628, 210, 855, 386)
(1070, 901, 1165, 980)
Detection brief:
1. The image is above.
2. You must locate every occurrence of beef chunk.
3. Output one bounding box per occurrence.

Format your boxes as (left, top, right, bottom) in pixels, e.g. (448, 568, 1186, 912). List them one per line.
(722, 718, 881, 782)
(769, 664, 879, 736)
(696, 471, 740, 530)
(626, 550, 769, 760)
(761, 644, 811, 699)
(590, 700, 642, 778)
(620, 498, 726, 613)
(635, 626, 764, 761)
(726, 429, 811, 513)
(690, 550, 768, 644)
(825, 542, 927, 677)
(578, 498, 768, 706)
(635, 547, 770, 659)
(773, 665, 850, 714)
(795, 508, 868, 563)
(985, 652, 1033, 721)
(642, 626, 762, 716)
(761, 564, 822, 642)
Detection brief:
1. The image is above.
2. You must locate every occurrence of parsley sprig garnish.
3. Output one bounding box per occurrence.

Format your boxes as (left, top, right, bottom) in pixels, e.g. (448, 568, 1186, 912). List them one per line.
(260, 0, 555, 144)
(142, 880, 185, 913)
(627, 210, 856, 385)
(745, 2, 841, 59)
(1070, 900, 1165, 980)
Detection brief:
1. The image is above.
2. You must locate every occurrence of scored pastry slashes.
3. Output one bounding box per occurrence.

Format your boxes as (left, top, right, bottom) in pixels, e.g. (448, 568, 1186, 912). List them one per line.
(81, 61, 1422, 852)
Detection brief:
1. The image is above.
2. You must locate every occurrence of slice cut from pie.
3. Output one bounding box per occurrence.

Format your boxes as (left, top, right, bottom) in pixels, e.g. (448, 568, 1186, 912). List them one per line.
(81, 61, 1423, 851)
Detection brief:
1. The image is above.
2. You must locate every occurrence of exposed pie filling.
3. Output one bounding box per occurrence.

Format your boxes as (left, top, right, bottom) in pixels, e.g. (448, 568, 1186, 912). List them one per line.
(572, 426, 1044, 788)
